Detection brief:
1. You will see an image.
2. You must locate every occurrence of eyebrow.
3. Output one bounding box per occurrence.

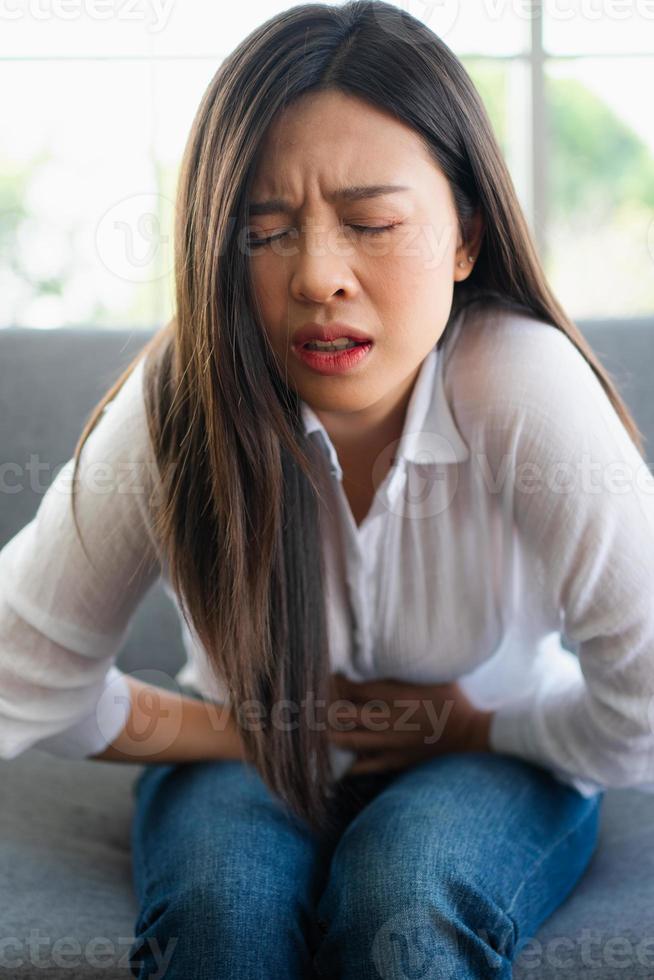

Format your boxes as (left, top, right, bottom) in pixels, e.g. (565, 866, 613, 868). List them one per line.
(247, 184, 411, 217)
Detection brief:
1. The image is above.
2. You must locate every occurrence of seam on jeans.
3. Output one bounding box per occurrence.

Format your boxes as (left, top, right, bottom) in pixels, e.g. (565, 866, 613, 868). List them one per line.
(504, 793, 602, 928)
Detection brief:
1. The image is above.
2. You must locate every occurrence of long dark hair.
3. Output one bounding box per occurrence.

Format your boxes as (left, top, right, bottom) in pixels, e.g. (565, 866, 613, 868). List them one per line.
(70, 0, 644, 834)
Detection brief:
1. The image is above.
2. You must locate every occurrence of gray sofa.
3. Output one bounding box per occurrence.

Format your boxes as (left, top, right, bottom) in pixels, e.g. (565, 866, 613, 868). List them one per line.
(1, 320, 654, 979)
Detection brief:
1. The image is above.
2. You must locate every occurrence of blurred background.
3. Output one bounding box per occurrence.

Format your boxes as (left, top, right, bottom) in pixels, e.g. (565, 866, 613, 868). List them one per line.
(1, 0, 653, 331)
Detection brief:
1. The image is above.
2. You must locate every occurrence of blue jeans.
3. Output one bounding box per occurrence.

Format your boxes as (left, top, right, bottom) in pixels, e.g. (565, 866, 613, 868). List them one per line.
(127, 752, 604, 979)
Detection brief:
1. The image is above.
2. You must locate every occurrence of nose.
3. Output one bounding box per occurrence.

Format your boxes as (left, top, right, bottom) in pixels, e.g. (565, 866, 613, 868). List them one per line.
(288, 223, 358, 304)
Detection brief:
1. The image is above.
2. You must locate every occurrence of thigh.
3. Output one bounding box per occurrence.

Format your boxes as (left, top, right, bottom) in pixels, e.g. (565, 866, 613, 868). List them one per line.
(313, 752, 604, 980)
(128, 759, 329, 979)
(129, 760, 394, 900)
(131, 758, 320, 900)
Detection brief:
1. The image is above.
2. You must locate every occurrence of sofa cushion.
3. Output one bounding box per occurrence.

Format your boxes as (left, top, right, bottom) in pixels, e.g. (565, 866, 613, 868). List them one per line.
(0, 750, 143, 979)
(3, 749, 654, 979)
(513, 788, 654, 978)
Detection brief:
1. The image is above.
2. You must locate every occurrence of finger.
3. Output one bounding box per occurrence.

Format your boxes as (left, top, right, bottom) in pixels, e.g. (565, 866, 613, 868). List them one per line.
(328, 713, 418, 746)
(334, 673, 411, 702)
(328, 726, 390, 751)
(346, 753, 385, 775)
(341, 677, 404, 702)
(347, 751, 405, 776)
(329, 672, 349, 701)
(329, 705, 388, 727)
(331, 675, 368, 704)
(340, 679, 437, 712)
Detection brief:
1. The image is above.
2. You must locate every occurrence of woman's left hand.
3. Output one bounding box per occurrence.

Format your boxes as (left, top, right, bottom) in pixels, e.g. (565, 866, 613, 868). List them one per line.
(327, 672, 494, 775)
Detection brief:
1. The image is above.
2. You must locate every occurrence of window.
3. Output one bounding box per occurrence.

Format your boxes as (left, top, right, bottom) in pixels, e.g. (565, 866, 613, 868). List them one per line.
(1, 0, 652, 328)
(460, 1, 654, 319)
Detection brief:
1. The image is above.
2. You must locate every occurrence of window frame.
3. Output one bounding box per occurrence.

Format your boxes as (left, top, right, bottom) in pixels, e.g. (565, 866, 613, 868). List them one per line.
(2, 1, 652, 326)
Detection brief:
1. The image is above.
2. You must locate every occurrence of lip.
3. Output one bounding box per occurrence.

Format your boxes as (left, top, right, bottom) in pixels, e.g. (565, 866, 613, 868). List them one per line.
(292, 321, 374, 347)
(292, 339, 374, 376)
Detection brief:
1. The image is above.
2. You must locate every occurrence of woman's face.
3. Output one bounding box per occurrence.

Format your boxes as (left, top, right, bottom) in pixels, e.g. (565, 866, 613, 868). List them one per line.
(247, 88, 480, 426)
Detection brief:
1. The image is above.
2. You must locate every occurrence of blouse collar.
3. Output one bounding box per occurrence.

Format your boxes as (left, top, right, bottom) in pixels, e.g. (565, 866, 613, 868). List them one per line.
(299, 308, 469, 480)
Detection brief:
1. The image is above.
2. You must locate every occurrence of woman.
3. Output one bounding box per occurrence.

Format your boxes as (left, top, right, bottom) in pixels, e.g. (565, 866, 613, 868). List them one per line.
(2, 1, 654, 977)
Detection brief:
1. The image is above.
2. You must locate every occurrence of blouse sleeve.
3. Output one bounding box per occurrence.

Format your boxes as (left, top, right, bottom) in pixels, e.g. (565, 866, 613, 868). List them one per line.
(468, 316, 654, 794)
(0, 355, 163, 760)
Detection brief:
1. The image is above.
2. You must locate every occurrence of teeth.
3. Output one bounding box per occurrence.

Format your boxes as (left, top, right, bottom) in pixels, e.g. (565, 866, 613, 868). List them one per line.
(305, 338, 360, 351)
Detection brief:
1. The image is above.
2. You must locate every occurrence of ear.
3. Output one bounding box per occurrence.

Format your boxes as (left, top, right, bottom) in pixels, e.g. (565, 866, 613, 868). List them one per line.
(453, 208, 485, 282)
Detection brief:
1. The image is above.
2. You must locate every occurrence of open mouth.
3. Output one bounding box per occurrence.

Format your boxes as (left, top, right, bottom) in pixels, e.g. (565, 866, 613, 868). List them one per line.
(292, 338, 374, 374)
(302, 339, 369, 352)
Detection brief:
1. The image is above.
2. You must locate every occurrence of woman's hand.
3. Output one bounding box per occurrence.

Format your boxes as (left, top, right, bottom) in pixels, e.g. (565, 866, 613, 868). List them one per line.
(327, 672, 494, 775)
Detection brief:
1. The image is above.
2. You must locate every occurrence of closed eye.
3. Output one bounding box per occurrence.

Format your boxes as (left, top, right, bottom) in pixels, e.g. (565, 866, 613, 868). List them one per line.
(247, 224, 398, 249)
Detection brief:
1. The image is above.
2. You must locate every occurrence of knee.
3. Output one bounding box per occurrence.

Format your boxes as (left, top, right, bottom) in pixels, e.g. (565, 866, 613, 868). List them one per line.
(139, 872, 300, 940)
(131, 878, 308, 979)
(317, 828, 517, 974)
(335, 861, 514, 951)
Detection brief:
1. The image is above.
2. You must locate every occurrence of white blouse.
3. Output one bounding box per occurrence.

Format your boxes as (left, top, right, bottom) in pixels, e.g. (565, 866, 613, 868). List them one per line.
(2, 300, 654, 795)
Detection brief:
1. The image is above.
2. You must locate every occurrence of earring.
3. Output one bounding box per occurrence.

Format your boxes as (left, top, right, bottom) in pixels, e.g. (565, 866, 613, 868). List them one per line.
(468, 255, 474, 263)
(457, 260, 466, 268)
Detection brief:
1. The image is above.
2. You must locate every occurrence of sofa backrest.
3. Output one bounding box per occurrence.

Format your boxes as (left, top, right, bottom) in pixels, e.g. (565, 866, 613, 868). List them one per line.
(0, 326, 185, 684)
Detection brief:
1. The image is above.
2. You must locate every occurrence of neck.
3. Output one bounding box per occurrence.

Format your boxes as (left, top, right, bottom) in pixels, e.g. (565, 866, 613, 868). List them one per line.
(316, 362, 422, 469)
